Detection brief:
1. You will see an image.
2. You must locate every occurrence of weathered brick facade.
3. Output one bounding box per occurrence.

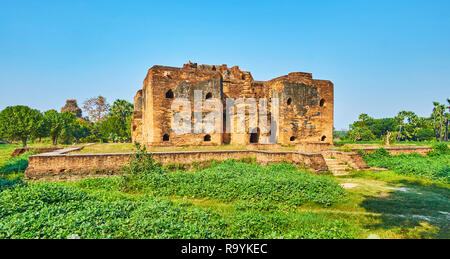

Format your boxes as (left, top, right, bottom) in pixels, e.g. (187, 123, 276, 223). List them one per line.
(131, 62, 334, 147)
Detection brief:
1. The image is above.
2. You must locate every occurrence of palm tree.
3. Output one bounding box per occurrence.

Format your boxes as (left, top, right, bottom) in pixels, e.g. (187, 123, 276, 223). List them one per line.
(436, 104, 446, 142)
(445, 98, 450, 142)
(395, 112, 405, 142)
(432, 102, 440, 141)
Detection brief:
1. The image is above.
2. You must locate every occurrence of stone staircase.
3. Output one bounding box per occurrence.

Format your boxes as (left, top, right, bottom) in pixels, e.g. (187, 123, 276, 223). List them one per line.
(324, 157, 352, 176)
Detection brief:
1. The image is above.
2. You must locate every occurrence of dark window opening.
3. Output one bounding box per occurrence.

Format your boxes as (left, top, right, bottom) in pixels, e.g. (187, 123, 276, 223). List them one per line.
(205, 92, 212, 99)
(321, 136, 326, 142)
(166, 90, 174, 99)
(204, 134, 211, 142)
(212, 66, 216, 71)
(287, 98, 292, 105)
(163, 134, 170, 142)
(319, 99, 325, 107)
(250, 133, 259, 143)
(249, 128, 260, 144)
(290, 136, 296, 142)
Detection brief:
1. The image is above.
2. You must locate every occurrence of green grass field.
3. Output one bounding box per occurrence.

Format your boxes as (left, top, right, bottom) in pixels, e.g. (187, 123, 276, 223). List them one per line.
(74, 141, 443, 154)
(0, 143, 449, 239)
(73, 143, 301, 153)
(362, 147, 450, 183)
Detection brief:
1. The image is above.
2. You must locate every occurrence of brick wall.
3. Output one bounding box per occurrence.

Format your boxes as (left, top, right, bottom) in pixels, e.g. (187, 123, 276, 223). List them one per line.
(354, 146, 432, 155)
(25, 150, 328, 181)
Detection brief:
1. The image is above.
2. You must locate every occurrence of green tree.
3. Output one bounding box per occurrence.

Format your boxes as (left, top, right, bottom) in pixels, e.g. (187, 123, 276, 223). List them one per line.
(99, 115, 130, 142)
(445, 99, 450, 142)
(0, 105, 43, 147)
(60, 112, 79, 144)
(416, 128, 435, 141)
(43, 110, 76, 146)
(395, 111, 418, 141)
(431, 102, 446, 142)
(110, 99, 133, 120)
(366, 118, 397, 139)
(345, 113, 376, 141)
(34, 120, 50, 143)
(346, 126, 375, 141)
(351, 113, 372, 128)
(432, 102, 441, 140)
(71, 118, 92, 143)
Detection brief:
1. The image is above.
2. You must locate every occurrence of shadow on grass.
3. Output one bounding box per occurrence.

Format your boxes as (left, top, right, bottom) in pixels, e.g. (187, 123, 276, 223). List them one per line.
(360, 181, 450, 238)
(0, 154, 29, 179)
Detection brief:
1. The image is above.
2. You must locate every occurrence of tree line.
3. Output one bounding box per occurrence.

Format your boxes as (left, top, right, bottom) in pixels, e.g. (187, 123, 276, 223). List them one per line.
(337, 99, 450, 143)
(0, 96, 134, 147)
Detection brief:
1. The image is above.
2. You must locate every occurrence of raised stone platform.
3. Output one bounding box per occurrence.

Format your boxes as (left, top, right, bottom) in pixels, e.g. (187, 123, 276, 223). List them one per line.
(24, 145, 435, 181)
(11, 147, 62, 158)
(296, 142, 332, 153)
(25, 149, 329, 181)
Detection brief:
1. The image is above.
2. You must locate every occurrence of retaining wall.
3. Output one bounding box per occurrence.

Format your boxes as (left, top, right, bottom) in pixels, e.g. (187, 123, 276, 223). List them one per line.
(353, 146, 432, 155)
(24, 145, 435, 181)
(25, 150, 328, 181)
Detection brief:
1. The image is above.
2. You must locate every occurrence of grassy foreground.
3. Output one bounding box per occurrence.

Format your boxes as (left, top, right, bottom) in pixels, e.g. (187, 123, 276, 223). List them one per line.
(0, 143, 449, 239)
(362, 144, 450, 183)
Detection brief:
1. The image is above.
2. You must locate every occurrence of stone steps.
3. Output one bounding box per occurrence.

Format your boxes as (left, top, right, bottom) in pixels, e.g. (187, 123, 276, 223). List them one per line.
(324, 158, 352, 176)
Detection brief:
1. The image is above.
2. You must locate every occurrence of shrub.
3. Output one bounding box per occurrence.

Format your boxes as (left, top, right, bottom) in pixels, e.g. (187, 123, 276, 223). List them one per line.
(0, 182, 356, 239)
(120, 145, 345, 207)
(0, 154, 29, 175)
(0, 178, 25, 192)
(428, 143, 450, 157)
(363, 148, 449, 183)
(0, 183, 226, 239)
(226, 210, 356, 239)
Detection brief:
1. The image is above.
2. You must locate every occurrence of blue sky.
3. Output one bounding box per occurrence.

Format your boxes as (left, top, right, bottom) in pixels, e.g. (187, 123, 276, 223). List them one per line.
(0, 0, 449, 129)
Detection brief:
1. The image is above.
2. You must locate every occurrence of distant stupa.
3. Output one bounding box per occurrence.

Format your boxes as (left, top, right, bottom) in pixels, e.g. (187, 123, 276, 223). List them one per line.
(61, 99, 82, 118)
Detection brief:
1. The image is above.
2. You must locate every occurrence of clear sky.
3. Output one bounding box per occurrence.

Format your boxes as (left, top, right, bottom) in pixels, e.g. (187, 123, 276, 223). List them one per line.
(1, 0, 449, 129)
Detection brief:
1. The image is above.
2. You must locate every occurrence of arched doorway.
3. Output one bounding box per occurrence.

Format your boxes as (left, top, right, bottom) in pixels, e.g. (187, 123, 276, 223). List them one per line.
(249, 128, 260, 144)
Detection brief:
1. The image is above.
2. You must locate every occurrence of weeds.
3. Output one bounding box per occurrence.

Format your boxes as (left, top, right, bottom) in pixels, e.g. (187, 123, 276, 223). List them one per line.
(362, 147, 449, 183)
(119, 144, 345, 206)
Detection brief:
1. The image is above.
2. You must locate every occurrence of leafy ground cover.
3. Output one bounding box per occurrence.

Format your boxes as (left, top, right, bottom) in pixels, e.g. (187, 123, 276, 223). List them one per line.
(0, 172, 354, 239)
(0, 142, 77, 180)
(0, 143, 448, 239)
(362, 144, 450, 183)
(0, 144, 29, 180)
(118, 149, 345, 206)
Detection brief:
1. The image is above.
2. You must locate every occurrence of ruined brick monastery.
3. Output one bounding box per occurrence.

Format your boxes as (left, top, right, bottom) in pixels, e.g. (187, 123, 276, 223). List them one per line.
(131, 62, 333, 148)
